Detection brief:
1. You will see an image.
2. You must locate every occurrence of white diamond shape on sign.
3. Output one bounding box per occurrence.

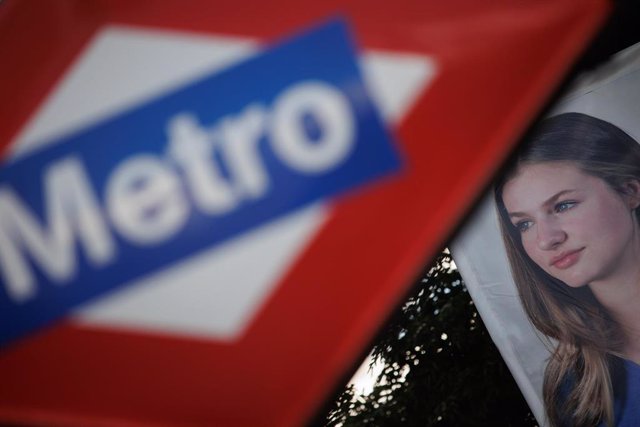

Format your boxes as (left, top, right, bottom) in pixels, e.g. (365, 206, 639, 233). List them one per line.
(11, 25, 438, 341)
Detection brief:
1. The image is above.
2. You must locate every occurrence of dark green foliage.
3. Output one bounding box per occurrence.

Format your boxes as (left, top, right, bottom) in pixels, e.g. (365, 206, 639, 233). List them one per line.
(325, 251, 538, 427)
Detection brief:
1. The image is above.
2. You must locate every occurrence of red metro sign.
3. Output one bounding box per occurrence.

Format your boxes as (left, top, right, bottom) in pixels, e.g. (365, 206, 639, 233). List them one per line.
(0, 1, 607, 426)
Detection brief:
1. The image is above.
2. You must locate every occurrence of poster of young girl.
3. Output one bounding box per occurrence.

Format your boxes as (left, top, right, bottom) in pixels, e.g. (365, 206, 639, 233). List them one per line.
(452, 42, 640, 427)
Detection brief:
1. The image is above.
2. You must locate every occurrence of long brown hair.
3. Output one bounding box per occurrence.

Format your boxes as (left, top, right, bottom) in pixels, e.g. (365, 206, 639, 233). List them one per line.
(494, 112, 640, 427)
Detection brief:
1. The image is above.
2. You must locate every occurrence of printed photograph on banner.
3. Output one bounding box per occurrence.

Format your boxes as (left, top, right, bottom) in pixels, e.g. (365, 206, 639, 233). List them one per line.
(452, 41, 640, 427)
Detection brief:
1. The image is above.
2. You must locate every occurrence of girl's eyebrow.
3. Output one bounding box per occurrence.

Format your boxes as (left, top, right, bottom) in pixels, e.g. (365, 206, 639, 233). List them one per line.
(508, 189, 577, 219)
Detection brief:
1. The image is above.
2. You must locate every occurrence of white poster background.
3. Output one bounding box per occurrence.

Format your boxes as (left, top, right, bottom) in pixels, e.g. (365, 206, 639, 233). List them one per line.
(451, 42, 640, 426)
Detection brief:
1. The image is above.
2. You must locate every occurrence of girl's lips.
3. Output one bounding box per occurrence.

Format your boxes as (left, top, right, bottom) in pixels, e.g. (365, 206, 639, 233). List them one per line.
(550, 248, 584, 269)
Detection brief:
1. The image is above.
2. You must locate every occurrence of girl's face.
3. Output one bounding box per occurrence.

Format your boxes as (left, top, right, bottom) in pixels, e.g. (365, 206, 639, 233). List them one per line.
(502, 162, 640, 288)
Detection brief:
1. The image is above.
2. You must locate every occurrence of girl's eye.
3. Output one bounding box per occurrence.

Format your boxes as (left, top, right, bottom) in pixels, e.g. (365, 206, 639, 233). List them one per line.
(514, 220, 533, 233)
(555, 201, 577, 213)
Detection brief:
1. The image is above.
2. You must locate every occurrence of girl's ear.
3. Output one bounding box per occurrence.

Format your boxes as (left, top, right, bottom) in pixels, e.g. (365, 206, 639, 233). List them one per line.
(623, 179, 640, 210)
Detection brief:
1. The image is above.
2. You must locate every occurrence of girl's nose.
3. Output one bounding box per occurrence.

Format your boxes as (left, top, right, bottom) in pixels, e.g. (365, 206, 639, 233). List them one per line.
(536, 219, 566, 250)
